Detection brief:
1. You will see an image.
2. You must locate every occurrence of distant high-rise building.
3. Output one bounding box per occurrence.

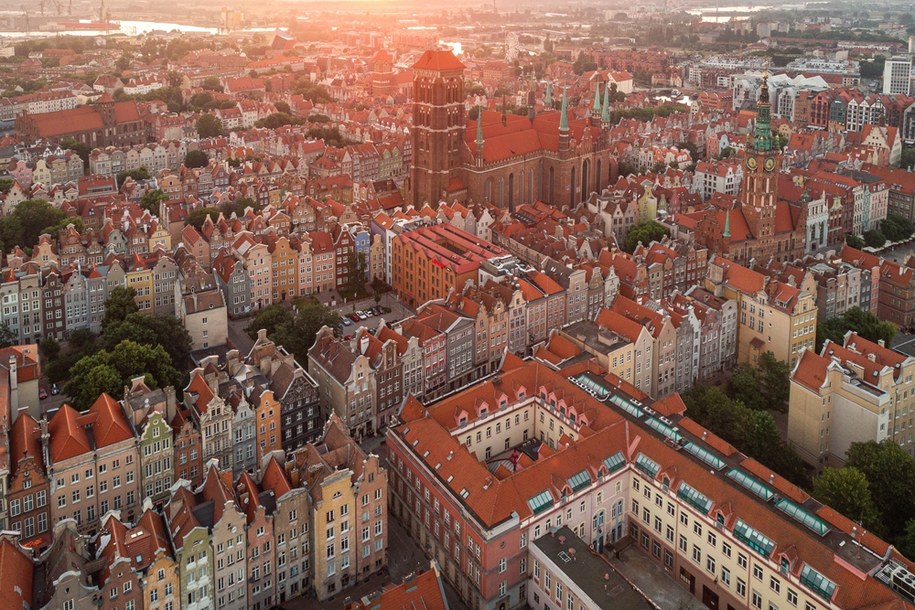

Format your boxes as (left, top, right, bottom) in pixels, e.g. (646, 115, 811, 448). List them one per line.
(882, 55, 912, 95)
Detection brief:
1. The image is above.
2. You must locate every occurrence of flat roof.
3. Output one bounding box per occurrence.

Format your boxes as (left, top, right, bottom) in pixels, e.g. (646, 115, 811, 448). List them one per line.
(533, 526, 652, 610)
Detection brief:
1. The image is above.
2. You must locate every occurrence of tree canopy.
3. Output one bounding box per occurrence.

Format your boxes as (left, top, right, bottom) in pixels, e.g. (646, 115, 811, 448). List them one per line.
(881, 214, 914, 242)
(184, 149, 209, 169)
(247, 300, 342, 364)
(681, 384, 808, 485)
(623, 220, 669, 253)
(816, 306, 896, 352)
(139, 189, 168, 215)
(64, 340, 183, 410)
(195, 114, 224, 138)
(187, 207, 222, 231)
(0, 199, 73, 253)
(812, 467, 883, 535)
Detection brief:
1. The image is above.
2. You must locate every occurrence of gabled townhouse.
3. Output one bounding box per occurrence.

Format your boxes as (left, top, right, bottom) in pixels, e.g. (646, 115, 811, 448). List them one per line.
(45, 395, 141, 535)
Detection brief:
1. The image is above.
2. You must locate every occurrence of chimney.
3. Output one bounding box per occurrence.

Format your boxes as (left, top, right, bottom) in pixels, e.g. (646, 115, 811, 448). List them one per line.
(359, 334, 370, 355)
(163, 386, 177, 422)
(8, 354, 20, 413)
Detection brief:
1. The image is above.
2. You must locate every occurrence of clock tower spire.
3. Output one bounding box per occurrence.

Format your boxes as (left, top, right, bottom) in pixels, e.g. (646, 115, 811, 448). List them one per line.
(739, 66, 781, 261)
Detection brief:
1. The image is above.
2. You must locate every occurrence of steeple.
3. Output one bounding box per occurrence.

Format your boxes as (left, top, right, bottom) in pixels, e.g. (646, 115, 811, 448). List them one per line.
(754, 63, 773, 153)
(545, 82, 553, 108)
(601, 80, 612, 124)
(501, 93, 507, 127)
(527, 73, 536, 122)
(723, 206, 731, 238)
(592, 80, 602, 115)
(475, 104, 484, 147)
(559, 86, 570, 153)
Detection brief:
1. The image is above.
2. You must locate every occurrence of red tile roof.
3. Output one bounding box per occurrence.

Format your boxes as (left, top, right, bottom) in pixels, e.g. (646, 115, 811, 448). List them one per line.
(48, 403, 92, 462)
(412, 50, 466, 72)
(0, 539, 33, 608)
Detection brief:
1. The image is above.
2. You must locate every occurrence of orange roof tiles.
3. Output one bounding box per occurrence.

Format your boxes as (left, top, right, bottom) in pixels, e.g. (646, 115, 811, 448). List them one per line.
(0, 539, 33, 609)
(47, 403, 92, 462)
(412, 50, 466, 72)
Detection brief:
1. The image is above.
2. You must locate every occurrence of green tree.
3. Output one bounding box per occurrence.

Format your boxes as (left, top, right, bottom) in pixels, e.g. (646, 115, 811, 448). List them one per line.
(682, 384, 809, 486)
(60, 137, 91, 170)
(0, 199, 67, 251)
(201, 76, 223, 92)
(340, 253, 368, 301)
(195, 114, 224, 138)
(758, 351, 790, 411)
(816, 306, 896, 352)
(187, 206, 221, 231)
(898, 519, 915, 562)
(184, 150, 209, 169)
(863, 229, 886, 248)
(65, 361, 122, 410)
(220, 197, 259, 217)
(847, 440, 915, 537)
(64, 340, 182, 410)
(0, 178, 13, 194)
(727, 365, 764, 410)
(102, 286, 139, 329)
(39, 336, 60, 361)
(881, 214, 914, 242)
(812, 467, 883, 534)
(139, 189, 168, 215)
(116, 167, 150, 187)
(255, 112, 303, 129)
(717, 146, 735, 160)
(623, 221, 670, 253)
(846, 233, 866, 249)
(247, 304, 295, 340)
(247, 300, 341, 363)
(0, 322, 16, 348)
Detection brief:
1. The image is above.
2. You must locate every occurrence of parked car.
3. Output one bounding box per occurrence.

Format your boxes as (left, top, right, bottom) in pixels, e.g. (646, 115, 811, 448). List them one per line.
(51, 383, 59, 395)
(349, 313, 361, 322)
(344, 334, 354, 341)
(39, 388, 48, 399)
(342, 318, 353, 326)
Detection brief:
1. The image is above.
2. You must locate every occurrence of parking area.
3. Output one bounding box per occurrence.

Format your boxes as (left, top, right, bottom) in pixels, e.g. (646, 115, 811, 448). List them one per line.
(327, 293, 415, 338)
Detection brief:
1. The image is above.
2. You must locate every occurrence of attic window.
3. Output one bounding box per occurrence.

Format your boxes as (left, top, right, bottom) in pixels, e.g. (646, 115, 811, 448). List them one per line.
(499, 398, 508, 409)
(479, 408, 488, 418)
(458, 416, 467, 426)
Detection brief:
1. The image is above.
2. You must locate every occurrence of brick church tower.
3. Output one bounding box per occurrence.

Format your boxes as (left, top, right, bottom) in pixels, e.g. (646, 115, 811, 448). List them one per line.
(409, 50, 466, 207)
(739, 73, 781, 261)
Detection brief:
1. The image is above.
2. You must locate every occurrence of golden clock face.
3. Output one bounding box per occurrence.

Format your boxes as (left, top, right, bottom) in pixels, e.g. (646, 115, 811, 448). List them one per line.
(746, 156, 758, 171)
(764, 157, 777, 172)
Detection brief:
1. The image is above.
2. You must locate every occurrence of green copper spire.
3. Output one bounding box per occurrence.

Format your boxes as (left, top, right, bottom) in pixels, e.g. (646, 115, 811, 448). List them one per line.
(754, 73, 773, 153)
(601, 80, 611, 123)
(559, 86, 569, 132)
(475, 103, 484, 146)
(723, 206, 731, 238)
(545, 82, 553, 108)
(592, 80, 601, 115)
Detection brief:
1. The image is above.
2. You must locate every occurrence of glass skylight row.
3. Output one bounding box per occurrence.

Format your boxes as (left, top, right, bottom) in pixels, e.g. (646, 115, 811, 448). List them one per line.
(677, 482, 713, 514)
(800, 564, 837, 600)
(775, 498, 831, 537)
(683, 442, 726, 470)
(603, 451, 626, 474)
(634, 452, 660, 477)
(528, 490, 554, 515)
(567, 470, 592, 492)
(644, 417, 682, 442)
(726, 468, 775, 501)
(734, 519, 776, 557)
